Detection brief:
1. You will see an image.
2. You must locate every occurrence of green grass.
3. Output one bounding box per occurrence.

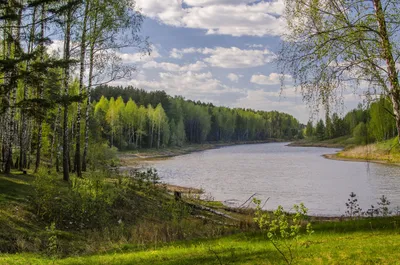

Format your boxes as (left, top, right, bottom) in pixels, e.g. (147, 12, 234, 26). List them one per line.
(1, 229, 400, 265)
(2, 171, 400, 264)
(336, 137, 400, 164)
(289, 136, 356, 148)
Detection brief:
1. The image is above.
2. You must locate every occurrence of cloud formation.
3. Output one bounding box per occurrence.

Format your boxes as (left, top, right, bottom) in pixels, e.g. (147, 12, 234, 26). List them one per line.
(136, 0, 286, 37)
(250, 73, 291, 85)
(170, 46, 275, 68)
(227, 73, 240, 82)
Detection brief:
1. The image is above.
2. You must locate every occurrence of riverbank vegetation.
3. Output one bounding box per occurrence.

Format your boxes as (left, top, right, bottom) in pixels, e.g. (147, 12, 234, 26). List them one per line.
(292, 97, 400, 163)
(2, 169, 400, 265)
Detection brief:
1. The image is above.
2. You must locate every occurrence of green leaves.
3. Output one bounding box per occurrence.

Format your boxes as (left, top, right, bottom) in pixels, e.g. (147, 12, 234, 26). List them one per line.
(253, 199, 313, 264)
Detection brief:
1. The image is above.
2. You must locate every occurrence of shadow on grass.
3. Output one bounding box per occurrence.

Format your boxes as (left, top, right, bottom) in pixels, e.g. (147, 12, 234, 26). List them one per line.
(0, 173, 35, 204)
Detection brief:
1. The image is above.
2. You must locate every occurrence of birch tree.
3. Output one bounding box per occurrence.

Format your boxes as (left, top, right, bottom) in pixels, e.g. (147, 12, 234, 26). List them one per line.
(280, 0, 400, 142)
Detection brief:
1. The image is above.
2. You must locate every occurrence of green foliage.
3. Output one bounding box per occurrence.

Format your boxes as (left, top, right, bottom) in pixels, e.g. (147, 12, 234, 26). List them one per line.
(352, 122, 369, 145)
(45, 222, 58, 257)
(91, 87, 302, 150)
(305, 121, 314, 138)
(315, 119, 325, 140)
(368, 98, 397, 142)
(87, 142, 118, 171)
(253, 198, 313, 264)
(32, 170, 115, 230)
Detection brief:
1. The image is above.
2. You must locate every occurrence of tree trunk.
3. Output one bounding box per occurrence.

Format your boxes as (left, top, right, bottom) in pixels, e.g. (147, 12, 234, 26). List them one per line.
(75, 0, 89, 178)
(5, 1, 22, 174)
(372, 0, 400, 143)
(82, 28, 96, 171)
(20, 6, 36, 171)
(34, 4, 46, 173)
(50, 106, 61, 167)
(63, 7, 72, 182)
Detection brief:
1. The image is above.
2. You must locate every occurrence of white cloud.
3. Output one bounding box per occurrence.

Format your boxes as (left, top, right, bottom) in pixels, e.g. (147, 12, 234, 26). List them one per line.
(170, 46, 275, 68)
(227, 73, 240, 82)
(135, 0, 183, 26)
(250, 73, 291, 85)
(170, 47, 200, 59)
(46, 40, 64, 57)
(234, 89, 309, 123)
(143, 60, 207, 72)
(204, 47, 275, 68)
(113, 71, 246, 105)
(184, 0, 254, 7)
(118, 45, 161, 64)
(183, 2, 285, 37)
(136, 0, 286, 37)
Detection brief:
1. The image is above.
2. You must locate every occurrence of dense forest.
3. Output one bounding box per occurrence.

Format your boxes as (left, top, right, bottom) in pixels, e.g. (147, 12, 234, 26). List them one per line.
(0, 0, 148, 179)
(0, 0, 302, 179)
(90, 85, 303, 150)
(305, 97, 397, 145)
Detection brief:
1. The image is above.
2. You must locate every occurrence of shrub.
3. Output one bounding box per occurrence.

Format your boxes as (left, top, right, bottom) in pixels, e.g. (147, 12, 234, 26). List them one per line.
(31, 170, 115, 230)
(253, 199, 313, 265)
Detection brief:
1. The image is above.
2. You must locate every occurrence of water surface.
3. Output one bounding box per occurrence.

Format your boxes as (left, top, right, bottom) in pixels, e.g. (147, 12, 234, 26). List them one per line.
(146, 143, 400, 216)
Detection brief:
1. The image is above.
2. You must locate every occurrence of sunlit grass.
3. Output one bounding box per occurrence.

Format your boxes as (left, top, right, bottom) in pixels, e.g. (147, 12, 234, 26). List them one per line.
(338, 137, 400, 163)
(1, 230, 400, 265)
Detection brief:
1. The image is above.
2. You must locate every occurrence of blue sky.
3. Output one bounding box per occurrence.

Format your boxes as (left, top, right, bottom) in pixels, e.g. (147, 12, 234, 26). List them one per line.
(111, 0, 362, 123)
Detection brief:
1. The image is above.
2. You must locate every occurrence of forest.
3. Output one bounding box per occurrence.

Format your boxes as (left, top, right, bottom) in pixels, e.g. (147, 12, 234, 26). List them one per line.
(90, 85, 302, 150)
(304, 97, 397, 145)
(0, 0, 303, 180)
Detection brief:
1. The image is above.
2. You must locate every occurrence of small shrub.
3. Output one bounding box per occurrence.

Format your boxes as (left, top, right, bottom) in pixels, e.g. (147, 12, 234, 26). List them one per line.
(253, 199, 313, 265)
(377, 195, 391, 216)
(345, 192, 362, 218)
(46, 222, 58, 257)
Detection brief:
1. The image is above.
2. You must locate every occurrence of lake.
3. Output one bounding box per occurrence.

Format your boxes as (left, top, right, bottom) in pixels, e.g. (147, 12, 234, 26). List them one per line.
(146, 142, 400, 216)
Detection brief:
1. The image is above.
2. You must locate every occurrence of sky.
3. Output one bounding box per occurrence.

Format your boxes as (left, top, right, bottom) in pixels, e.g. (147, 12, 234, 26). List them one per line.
(111, 0, 363, 123)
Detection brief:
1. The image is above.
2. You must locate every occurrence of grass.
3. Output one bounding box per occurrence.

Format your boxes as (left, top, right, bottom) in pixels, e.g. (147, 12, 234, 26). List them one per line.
(2, 171, 400, 264)
(289, 136, 356, 148)
(2, 228, 400, 265)
(335, 137, 400, 164)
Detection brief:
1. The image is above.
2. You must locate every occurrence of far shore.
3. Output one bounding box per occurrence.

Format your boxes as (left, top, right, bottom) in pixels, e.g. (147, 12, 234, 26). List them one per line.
(118, 139, 289, 165)
(323, 153, 400, 167)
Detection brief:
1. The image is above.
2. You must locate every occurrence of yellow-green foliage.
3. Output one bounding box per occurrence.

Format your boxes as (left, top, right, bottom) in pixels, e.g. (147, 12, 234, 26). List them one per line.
(338, 137, 400, 163)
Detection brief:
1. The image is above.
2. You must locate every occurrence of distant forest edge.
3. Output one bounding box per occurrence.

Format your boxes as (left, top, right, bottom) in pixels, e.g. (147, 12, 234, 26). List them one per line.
(91, 85, 303, 150)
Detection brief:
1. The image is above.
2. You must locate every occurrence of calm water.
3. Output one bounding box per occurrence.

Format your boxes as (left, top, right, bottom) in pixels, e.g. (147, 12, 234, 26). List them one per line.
(146, 142, 400, 216)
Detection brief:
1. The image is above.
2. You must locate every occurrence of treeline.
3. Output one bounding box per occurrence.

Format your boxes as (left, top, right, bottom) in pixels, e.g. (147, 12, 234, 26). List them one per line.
(0, 0, 147, 180)
(0, 0, 301, 180)
(305, 97, 397, 144)
(91, 85, 303, 150)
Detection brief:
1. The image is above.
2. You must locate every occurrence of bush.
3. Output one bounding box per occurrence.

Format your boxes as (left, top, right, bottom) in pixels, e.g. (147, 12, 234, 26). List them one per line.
(31, 170, 115, 230)
(253, 199, 313, 265)
(87, 142, 118, 171)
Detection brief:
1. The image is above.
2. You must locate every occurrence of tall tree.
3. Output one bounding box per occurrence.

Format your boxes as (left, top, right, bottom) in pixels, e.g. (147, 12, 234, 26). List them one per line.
(74, 0, 90, 178)
(34, 3, 46, 173)
(280, 0, 400, 142)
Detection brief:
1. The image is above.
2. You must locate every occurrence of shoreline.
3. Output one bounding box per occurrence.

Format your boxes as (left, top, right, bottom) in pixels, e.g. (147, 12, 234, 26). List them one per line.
(322, 153, 400, 167)
(119, 139, 288, 164)
(287, 140, 347, 149)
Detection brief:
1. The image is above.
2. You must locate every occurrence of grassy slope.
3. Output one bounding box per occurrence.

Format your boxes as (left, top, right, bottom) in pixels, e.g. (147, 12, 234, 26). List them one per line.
(292, 136, 400, 165)
(335, 137, 400, 164)
(2, 229, 400, 265)
(288, 136, 356, 148)
(2, 172, 400, 264)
